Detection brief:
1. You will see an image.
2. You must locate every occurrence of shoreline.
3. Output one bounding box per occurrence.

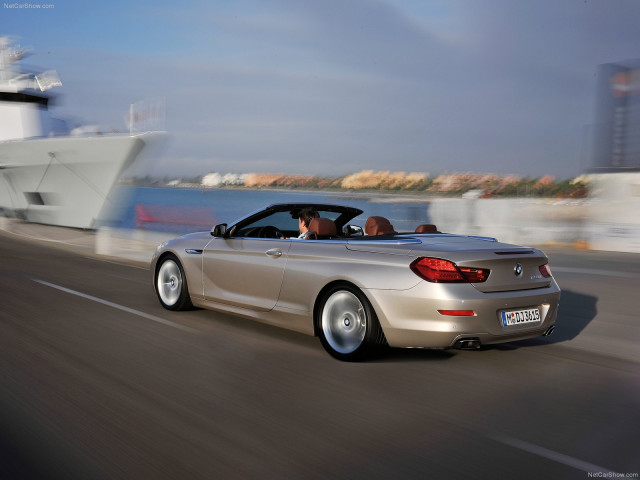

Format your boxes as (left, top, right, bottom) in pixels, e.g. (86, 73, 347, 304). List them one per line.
(119, 183, 586, 202)
(119, 169, 589, 199)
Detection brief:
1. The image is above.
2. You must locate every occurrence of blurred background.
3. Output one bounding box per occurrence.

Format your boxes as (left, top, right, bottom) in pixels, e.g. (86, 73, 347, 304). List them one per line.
(3, 0, 640, 253)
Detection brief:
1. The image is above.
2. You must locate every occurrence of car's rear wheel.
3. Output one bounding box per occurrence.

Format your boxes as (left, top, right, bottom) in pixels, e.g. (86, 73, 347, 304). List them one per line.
(156, 254, 193, 311)
(316, 284, 386, 361)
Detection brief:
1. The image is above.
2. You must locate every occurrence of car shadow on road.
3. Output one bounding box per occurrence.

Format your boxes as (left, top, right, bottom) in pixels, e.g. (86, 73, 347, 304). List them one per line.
(494, 288, 598, 350)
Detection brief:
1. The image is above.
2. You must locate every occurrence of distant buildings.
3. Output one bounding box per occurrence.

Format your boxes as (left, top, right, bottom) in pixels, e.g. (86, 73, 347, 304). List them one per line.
(201, 172, 246, 187)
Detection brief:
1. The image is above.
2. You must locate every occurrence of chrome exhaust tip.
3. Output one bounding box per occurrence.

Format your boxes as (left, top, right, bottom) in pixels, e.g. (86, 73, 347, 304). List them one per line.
(454, 338, 481, 350)
(543, 325, 555, 336)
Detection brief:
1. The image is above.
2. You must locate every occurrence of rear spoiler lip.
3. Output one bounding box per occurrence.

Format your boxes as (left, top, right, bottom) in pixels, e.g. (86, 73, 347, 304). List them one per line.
(494, 250, 536, 255)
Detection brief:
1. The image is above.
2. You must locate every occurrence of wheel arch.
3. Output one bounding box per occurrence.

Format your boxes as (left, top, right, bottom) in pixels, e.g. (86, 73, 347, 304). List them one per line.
(153, 250, 198, 298)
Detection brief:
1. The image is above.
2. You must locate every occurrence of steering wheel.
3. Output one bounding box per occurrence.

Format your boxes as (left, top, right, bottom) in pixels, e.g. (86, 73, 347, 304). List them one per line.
(259, 225, 284, 239)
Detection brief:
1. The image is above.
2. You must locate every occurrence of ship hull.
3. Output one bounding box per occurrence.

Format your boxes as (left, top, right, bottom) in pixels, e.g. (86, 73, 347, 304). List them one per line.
(0, 134, 146, 229)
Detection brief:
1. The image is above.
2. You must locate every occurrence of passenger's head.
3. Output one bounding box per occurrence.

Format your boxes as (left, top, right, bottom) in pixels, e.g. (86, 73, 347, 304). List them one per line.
(298, 207, 319, 233)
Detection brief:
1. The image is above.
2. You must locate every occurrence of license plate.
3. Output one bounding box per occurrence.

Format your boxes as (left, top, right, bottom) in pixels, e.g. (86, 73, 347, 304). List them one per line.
(501, 307, 540, 326)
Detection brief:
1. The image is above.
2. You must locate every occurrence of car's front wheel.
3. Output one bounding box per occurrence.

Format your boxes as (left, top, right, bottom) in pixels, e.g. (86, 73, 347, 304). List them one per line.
(155, 254, 193, 311)
(316, 284, 387, 361)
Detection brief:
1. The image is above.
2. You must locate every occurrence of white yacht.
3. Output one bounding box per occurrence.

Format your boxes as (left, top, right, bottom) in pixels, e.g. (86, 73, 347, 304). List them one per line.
(0, 37, 153, 229)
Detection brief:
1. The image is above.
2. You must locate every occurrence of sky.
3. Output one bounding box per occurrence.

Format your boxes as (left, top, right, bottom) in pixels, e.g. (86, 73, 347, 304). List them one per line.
(4, 0, 640, 179)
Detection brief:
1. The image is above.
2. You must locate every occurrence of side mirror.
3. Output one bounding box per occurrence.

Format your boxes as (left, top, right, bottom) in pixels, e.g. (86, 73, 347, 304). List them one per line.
(343, 224, 364, 237)
(211, 223, 227, 237)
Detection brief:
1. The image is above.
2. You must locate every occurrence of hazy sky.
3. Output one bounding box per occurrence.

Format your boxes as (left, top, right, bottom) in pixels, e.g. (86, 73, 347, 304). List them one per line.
(5, 0, 640, 178)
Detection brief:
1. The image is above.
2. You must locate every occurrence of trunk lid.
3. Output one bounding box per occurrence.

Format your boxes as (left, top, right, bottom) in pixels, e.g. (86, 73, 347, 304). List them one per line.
(451, 251, 552, 292)
(409, 237, 550, 292)
(347, 235, 552, 292)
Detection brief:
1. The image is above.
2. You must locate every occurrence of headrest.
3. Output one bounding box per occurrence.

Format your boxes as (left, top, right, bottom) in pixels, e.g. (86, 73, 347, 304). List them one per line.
(308, 217, 337, 237)
(365, 216, 395, 235)
(365, 216, 391, 230)
(415, 224, 440, 234)
(369, 223, 395, 236)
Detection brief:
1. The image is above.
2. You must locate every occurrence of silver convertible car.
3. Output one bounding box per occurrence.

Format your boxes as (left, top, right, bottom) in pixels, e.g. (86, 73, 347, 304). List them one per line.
(152, 203, 560, 361)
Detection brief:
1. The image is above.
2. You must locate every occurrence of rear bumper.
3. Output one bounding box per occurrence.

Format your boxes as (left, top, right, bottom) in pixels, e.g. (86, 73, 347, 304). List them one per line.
(364, 281, 561, 348)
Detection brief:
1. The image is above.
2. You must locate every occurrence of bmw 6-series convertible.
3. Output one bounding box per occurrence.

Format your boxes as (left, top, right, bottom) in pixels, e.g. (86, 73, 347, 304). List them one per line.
(152, 203, 560, 361)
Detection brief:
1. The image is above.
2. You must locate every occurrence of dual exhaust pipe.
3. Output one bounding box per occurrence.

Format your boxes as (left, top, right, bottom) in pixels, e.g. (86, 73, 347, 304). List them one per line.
(454, 324, 556, 350)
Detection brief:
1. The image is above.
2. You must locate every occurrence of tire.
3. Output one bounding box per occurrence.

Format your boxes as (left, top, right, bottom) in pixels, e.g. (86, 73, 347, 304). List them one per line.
(155, 254, 193, 311)
(316, 283, 387, 361)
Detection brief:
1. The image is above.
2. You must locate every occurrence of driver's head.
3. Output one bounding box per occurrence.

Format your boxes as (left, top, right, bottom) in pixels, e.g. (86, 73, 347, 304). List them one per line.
(298, 208, 319, 233)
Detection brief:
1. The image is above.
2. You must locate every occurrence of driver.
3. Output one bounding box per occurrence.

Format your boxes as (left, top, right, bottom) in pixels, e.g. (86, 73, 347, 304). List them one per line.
(296, 207, 319, 239)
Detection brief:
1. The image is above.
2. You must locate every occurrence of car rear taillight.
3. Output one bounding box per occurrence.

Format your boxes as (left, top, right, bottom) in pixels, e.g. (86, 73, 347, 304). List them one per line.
(539, 264, 552, 278)
(458, 266, 490, 283)
(410, 257, 490, 283)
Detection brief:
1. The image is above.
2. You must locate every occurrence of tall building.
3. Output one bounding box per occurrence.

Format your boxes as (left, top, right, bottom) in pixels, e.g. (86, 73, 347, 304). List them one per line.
(591, 59, 640, 171)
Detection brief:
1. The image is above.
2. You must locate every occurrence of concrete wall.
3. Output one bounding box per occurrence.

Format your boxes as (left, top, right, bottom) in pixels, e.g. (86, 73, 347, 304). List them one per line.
(584, 172, 640, 253)
(425, 173, 640, 253)
(428, 197, 587, 247)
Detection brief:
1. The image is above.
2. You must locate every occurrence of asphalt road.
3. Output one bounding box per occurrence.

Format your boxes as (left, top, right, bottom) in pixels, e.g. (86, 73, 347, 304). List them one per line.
(0, 232, 638, 480)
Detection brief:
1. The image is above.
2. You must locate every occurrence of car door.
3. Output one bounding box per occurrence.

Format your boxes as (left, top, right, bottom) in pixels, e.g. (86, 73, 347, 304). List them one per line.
(202, 236, 292, 311)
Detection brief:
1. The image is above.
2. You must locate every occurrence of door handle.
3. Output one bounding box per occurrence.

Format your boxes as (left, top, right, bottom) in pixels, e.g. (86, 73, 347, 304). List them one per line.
(265, 248, 282, 258)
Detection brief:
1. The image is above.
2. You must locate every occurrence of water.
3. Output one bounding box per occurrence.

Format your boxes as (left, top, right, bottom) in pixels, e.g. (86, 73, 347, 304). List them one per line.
(101, 186, 435, 235)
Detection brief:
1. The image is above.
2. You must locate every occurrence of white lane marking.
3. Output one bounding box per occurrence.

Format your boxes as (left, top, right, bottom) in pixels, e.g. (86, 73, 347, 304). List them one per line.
(488, 433, 620, 475)
(33, 279, 199, 334)
(553, 266, 640, 279)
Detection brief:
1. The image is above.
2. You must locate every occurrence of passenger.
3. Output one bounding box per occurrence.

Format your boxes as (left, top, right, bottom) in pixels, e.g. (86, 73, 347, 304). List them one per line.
(297, 207, 319, 239)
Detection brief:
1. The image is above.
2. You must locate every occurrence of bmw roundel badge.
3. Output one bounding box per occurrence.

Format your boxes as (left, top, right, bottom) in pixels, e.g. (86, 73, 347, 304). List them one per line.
(514, 263, 523, 276)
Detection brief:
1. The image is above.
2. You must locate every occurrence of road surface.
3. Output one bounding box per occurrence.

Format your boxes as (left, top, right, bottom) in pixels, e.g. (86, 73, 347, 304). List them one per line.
(0, 231, 638, 479)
